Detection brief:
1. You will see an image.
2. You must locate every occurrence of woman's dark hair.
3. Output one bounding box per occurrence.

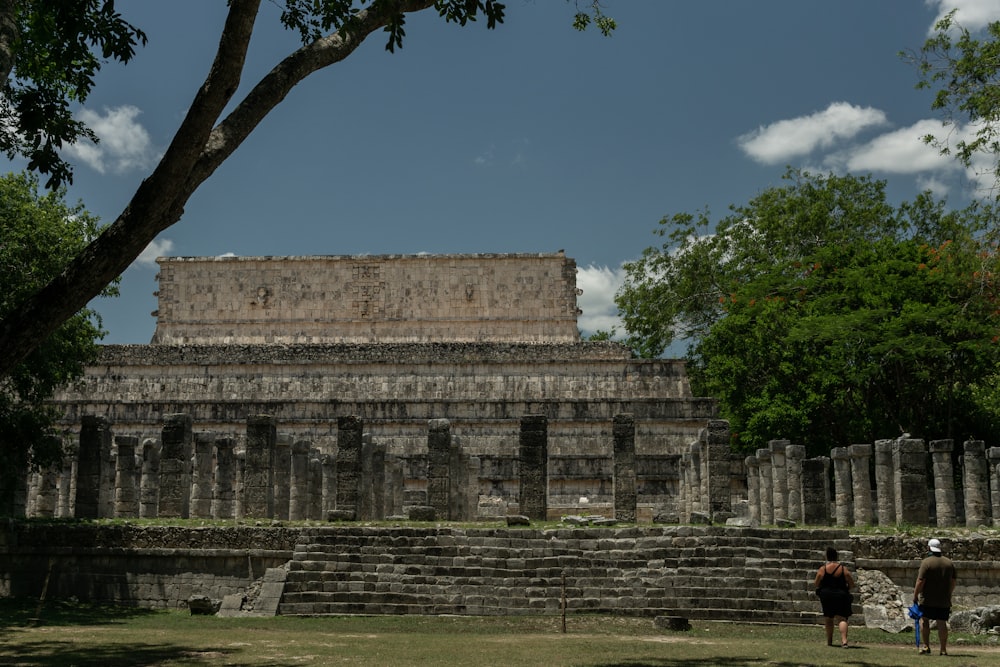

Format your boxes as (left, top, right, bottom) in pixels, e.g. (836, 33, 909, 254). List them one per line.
(826, 547, 838, 561)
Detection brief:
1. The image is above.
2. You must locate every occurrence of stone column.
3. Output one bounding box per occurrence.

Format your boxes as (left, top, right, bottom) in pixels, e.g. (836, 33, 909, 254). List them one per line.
(963, 439, 989, 528)
(56, 441, 76, 518)
(448, 436, 469, 522)
(745, 455, 760, 525)
(830, 447, 853, 527)
(613, 414, 637, 523)
(427, 419, 451, 520)
(212, 437, 236, 519)
(244, 415, 276, 519)
(308, 451, 323, 520)
(801, 456, 830, 525)
(139, 439, 160, 518)
(32, 435, 61, 518)
(786, 444, 805, 523)
(335, 415, 362, 519)
(289, 440, 311, 521)
(874, 439, 896, 526)
(387, 456, 405, 517)
(75, 415, 112, 519)
(518, 414, 548, 520)
(191, 431, 216, 519)
(678, 453, 690, 519)
(704, 420, 732, 518)
(929, 439, 956, 528)
(848, 444, 873, 526)
(158, 413, 193, 518)
(894, 438, 929, 525)
(988, 447, 1000, 528)
(756, 448, 773, 525)
(113, 435, 139, 518)
(372, 441, 387, 520)
(688, 442, 703, 514)
(768, 439, 789, 522)
(235, 450, 245, 520)
(273, 434, 292, 521)
(322, 453, 337, 515)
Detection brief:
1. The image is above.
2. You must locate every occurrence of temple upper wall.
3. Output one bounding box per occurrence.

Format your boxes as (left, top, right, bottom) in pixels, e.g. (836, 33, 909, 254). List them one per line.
(152, 252, 581, 345)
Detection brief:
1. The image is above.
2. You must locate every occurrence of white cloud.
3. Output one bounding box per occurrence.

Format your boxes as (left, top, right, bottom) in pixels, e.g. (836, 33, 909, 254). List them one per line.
(576, 264, 626, 336)
(737, 102, 889, 164)
(836, 119, 958, 174)
(63, 105, 161, 174)
(927, 0, 1000, 32)
(135, 238, 174, 268)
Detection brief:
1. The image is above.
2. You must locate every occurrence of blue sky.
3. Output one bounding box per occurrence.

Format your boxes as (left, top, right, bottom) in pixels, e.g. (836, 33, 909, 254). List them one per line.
(10, 0, 1000, 344)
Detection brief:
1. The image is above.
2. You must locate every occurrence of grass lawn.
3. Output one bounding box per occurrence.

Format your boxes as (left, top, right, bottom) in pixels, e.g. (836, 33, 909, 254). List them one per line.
(1, 599, 998, 666)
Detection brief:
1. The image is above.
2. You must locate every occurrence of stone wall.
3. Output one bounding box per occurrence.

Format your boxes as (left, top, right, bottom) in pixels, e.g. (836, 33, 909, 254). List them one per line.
(4, 524, 997, 619)
(0, 524, 296, 608)
(153, 253, 581, 344)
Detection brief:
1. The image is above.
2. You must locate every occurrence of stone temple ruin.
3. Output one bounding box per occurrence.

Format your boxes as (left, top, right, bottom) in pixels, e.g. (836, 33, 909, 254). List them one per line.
(9, 252, 1000, 623)
(30, 252, 720, 521)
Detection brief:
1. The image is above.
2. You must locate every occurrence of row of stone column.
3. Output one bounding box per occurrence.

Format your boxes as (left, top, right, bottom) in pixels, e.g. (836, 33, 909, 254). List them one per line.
(20, 412, 643, 523)
(744, 437, 1000, 527)
(676, 420, 734, 522)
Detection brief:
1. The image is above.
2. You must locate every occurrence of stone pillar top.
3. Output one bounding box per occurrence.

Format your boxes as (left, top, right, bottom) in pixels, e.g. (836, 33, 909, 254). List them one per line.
(964, 439, 986, 455)
(756, 448, 771, 462)
(896, 438, 925, 453)
(848, 443, 872, 456)
(929, 439, 954, 453)
(745, 455, 759, 468)
(830, 447, 849, 460)
(785, 444, 805, 458)
(988, 447, 1000, 462)
(768, 439, 789, 453)
(874, 439, 893, 452)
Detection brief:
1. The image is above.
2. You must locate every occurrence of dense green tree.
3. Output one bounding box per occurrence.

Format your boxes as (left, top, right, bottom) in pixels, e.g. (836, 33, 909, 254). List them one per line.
(0, 1, 146, 187)
(617, 169, 1000, 455)
(0, 0, 613, 380)
(908, 11, 1000, 194)
(0, 171, 113, 512)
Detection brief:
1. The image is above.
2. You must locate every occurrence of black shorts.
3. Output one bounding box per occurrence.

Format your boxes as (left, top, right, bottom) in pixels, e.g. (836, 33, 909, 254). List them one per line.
(919, 605, 950, 621)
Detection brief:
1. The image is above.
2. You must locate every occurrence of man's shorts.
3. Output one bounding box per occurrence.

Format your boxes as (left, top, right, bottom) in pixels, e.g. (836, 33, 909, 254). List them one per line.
(919, 605, 950, 621)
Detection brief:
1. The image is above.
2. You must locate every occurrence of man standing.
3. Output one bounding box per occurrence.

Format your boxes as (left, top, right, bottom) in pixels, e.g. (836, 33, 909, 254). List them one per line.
(913, 538, 957, 656)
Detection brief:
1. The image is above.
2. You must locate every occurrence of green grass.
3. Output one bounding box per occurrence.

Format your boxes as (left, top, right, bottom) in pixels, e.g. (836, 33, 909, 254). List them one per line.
(1, 600, 998, 666)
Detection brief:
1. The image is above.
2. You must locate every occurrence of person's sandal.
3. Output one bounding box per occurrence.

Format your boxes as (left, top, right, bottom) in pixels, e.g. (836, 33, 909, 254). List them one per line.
(919, 645, 931, 655)
(842, 643, 849, 648)
(940, 650, 947, 655)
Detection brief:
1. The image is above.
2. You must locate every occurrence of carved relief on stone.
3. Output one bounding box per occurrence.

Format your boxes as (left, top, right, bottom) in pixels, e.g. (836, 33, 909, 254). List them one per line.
(351, 263, 385, 319)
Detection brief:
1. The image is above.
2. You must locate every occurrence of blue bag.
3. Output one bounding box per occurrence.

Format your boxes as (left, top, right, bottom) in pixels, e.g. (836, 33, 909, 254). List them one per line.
(908, 603, 923, 647)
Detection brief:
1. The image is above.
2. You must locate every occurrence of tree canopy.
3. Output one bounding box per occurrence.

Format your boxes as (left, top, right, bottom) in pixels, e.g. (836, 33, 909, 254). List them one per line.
(0, 1, 147, 188)
(909, 10, 1000, 195)
(0, 171, 111, 510)
(0, 0, 613, 381)
(616, 169, 1000, 455)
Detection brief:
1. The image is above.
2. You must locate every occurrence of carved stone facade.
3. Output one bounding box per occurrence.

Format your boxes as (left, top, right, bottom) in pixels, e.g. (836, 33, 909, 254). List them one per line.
(43, 253, 719, 517)
(152, 253, 581, 345)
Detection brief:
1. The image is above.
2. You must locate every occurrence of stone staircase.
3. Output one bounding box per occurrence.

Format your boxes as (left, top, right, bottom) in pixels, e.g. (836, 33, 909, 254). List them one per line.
(277, 526, 854, 624)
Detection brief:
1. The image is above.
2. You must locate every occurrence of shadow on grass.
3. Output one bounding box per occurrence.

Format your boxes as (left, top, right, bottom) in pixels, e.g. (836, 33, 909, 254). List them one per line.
(0, 640, 252, 667)
(593, 660, 887, 667)
(0, 597, 159, 629)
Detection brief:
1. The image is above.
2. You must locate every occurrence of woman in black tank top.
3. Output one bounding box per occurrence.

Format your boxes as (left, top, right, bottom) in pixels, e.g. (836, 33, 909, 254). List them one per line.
(813, 546, 855, 647)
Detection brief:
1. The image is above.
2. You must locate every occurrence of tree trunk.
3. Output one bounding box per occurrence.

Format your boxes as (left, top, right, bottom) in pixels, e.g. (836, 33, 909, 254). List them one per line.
(0, 0, 435, 378)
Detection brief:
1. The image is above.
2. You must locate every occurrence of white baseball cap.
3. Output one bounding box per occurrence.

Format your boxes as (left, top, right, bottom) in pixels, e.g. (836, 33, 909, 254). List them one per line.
(928, 538, 942, 553)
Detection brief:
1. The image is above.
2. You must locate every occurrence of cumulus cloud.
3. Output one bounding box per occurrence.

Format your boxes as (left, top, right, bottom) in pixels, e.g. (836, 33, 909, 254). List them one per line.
(835, 119, 958, 174)
(135, 238, 174, 268)
(576, 264, 626, 336)
(737, 102, 888, 164)
(927, 0, 1000, 32)
(63, 105, 161, 174)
